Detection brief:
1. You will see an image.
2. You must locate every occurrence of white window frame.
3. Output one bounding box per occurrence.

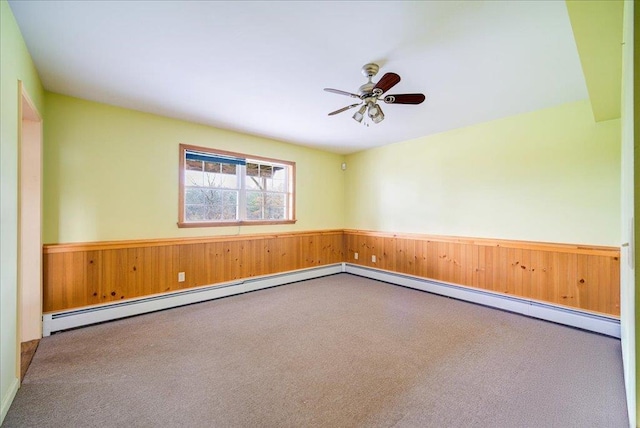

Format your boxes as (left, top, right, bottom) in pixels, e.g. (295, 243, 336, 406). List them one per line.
(178, 144, 296, 227)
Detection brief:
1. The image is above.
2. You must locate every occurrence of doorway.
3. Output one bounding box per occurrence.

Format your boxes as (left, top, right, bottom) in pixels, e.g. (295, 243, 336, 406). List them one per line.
(17, 82, 43, 380)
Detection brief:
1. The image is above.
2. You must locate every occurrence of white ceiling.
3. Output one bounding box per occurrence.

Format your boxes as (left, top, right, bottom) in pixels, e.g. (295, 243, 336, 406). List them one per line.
(9, 1, 588, 154)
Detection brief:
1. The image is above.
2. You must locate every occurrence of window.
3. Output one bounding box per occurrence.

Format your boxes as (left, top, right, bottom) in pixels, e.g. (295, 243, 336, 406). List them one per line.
(178, 144, 295, 227)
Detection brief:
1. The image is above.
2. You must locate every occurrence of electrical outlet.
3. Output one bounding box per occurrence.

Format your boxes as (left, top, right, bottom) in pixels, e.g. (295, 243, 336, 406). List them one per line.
(371, 255, 377, 263)
(354, 252, 359, 260)
(178, 272, 185, 282)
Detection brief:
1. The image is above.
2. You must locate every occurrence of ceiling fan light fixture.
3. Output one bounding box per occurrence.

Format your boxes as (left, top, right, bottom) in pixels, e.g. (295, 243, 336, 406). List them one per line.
(353, 105, 367, 123)
(368, 103, 384, 124)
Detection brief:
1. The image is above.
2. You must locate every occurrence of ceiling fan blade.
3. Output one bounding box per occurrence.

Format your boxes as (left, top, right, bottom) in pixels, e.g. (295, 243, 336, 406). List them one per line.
(328, 103, 361, 116)
(324, 88, 361, 99)
(383, 93, 426, 105)
(373, 72, 401, 95)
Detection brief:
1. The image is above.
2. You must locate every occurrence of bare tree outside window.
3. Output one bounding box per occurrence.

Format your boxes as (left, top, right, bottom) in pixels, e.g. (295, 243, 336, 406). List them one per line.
(184, 160, 238, 221)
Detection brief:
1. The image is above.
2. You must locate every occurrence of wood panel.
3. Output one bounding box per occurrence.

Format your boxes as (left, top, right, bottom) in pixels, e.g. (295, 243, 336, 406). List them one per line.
(44, 229, 620, 317)
(344, 230, 620, 317)
(43, 230, 344, 312)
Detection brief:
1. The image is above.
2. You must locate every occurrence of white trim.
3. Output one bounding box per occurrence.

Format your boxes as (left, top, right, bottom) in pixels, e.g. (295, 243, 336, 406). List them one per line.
(620, 1, 635, 426)
(42, 264, 343, 336)
(0, 377, 20, 426)
(345, 264, 620, 338)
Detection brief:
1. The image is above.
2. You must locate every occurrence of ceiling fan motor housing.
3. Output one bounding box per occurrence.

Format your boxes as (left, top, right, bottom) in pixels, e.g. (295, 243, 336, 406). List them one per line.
(361, 63, 379, 78)
(359, 63, 379, 96)
(359, 82, 375, 96)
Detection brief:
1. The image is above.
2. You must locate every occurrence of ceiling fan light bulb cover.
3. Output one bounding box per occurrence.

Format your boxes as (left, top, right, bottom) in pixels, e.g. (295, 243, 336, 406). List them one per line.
(369, 104, 384, 123)
(353, 105, 367, 122)
(368, 103, 381, 118)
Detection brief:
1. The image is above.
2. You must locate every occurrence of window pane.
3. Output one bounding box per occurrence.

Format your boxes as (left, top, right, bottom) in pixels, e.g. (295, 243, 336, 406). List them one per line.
(246, 163, 259, 177)
(186, 160, 203, 171)
(202, 172, 217, 187)
(222, 205, 237, 220)
(259, 165, 273, 178)
(221, 163, 236, 175)
(246, 175, 262, 190)
(223, 190, 237, 205)
(244, 191, 286, 221)
(203, 161, 220, 173)
(185, 205, 205, 221)
(208, 189, 222, 205)
(222, 173, 239, 188)
(185, 170, 203, 187)
(185, 189, 238, 222)
(185, 188, 206, 204)
(203, 172, 238, 188)
(205, 204, 222, 220)
(246, 191, 263, 220)
(265, 193, 285, 219)
(266, 178, 285, 192)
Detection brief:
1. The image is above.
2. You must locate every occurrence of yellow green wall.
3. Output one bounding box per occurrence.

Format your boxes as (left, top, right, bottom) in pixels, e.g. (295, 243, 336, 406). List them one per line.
(0, 0, 44, 423)
(43, 93, 346, 244)
(345, 100, 621, 247)
(566, 0, 623, 122)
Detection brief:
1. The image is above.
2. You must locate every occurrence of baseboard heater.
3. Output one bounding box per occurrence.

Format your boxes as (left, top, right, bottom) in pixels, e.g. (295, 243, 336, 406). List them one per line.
(43, 263, 620, 338)
(345, 264, 620, 338)
(42, 263, 344, 336)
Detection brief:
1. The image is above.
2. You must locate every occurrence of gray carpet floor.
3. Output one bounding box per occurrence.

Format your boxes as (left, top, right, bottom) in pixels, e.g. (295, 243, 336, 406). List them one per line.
(3, 274, 628, 427)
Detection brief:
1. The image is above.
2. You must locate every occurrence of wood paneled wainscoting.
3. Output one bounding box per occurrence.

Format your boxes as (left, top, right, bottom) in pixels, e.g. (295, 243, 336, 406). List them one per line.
(344, 230, 620, 317)
(43, 230, 344, 312)
(43, 229, 620, 317)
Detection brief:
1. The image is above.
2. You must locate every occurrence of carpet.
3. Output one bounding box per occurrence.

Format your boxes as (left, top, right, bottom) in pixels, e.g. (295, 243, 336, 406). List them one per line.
(3, 274, 628, 427)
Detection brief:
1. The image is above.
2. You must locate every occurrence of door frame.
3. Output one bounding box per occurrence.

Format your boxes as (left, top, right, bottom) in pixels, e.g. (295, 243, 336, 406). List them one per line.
(16, 81, 43, 379)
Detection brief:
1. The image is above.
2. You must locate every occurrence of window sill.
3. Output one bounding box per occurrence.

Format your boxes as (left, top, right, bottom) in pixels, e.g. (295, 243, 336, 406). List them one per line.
(177, 219, 297, 228)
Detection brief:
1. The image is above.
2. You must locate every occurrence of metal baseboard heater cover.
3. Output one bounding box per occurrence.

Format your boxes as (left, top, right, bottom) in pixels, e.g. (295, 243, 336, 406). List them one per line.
(43, 264, 344, 336)
(43, 263, 619, 338)
(344, 264, 620, 338)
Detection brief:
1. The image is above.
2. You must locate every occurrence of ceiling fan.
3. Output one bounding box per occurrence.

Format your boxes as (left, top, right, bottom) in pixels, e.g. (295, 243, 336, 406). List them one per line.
(324, 63, 426, 125)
